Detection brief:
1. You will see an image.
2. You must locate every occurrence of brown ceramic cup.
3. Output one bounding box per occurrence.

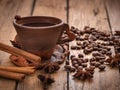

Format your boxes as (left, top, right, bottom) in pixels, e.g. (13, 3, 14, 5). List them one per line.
(13, 15, 75, 59)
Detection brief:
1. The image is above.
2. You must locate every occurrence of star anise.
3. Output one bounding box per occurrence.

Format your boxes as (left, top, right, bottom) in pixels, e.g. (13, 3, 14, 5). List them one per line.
(114, 30, 120, 36)
(38, 74, 55, 85)
(42, 62, 60, 73)
(106, 54, 120, 67)
(38, 74, 55, 90)
(73, 67, 95, 80)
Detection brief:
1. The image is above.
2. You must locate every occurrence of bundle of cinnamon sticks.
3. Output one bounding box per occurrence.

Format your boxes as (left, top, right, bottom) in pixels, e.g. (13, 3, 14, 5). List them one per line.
(0, 66, 36, 81)
(0, 42, 41, 81)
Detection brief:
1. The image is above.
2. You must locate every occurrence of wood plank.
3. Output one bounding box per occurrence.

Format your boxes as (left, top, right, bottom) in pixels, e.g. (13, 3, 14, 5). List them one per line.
(0, 0, 33, 90)
(105, 0, 120, 34)
(69, 0, 120, 90)
(33, 0, 67, 22)
(17, 0, 67, 90)
(105, 0, 120, 90)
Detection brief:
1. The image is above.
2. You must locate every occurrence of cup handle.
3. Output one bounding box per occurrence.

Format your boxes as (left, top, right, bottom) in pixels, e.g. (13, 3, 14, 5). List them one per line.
(57, 23, 76, 44)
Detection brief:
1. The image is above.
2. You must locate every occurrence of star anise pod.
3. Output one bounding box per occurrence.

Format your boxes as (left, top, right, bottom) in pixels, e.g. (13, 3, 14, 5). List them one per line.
(43, 62, 60, 73)
(38, 74, 55, 85)
(73, 67, 95, 80)
(114, 30, 120, 36)
(38, 74, 55, 90)
(106, 54, 120, 67)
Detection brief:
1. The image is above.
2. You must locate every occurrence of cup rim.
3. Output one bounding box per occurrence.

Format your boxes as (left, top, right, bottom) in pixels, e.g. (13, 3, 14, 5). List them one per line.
(13, 16, 64, 29)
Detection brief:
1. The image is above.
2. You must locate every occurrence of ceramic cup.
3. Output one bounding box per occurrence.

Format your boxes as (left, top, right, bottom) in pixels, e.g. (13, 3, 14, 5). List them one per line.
(13, 15, 75, 59)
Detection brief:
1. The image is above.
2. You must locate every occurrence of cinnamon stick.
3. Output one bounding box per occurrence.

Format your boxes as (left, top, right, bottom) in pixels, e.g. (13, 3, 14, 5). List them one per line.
(0, 66, 35, 74)
(0, 42, 41, 63)
(0, 70, 25, 81)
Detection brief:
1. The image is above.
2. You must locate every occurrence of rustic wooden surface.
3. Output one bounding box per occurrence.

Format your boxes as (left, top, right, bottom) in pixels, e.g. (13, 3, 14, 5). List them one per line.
(0, 0, 120, 90)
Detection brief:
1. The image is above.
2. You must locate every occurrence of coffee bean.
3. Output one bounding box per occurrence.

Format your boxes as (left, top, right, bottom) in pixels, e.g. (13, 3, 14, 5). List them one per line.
(70, 55, 75, 60)
(95, 62, 101, 67)
(81, 63, 87, 67)
(71, 45, 81, 50)
(98, 65, 106, 71)
(78, 54, 84, 58)
(106, 51, 112, 56)
(90, 62, 96, 66)
(99, 60, 105, 64)
(73, 63, 79, 68)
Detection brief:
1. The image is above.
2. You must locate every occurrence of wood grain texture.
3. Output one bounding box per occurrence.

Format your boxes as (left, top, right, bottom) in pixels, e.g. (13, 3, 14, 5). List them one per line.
(17, 0, 67, 90)
(33, 0, 67, 22)
(69, 0, 120, 90)
(0, 0, 33, 90)
(34, 0, 67, 90)
(105, 0, 120, 34)
(0, 0, 120, 90)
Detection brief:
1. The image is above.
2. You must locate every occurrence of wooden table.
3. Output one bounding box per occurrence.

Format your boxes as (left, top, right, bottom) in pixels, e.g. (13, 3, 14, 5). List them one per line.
(0, 0, 120, 90)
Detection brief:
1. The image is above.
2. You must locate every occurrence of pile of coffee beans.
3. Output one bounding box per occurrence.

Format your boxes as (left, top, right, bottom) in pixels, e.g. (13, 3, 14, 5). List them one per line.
(64, 26, 120, 80)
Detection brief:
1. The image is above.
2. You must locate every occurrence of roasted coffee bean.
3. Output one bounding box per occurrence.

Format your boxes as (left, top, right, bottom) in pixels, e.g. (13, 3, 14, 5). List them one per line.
(94, 56, 101, 61)
(64, 65, 76, 72)
(93, 46, 98, 51)
(77, 66, 83, 70)
(72, 60, 78, 64)
(98, 65, 106, 71)
(101, 49, 107, 54)
(84, 58, 89, 63)
(102, 47, 111, 51)
(78, 54, 84, 58)
(71, 45, 81, 50)
(109, 41, 114, 45)
(81, 63, 87, 67)
(84, 26, 92, 34)
(79, 31, 85, 35)
(90, 58, 96, 62)
(106, 48, 111, 51)
(99, 60, 105, 64)
(89, 66, 95, 70)
(91, 31, 97, 35)
(90, 27, 95, 31)
(116, 47, 120, 53)
(73, 63, 79, 68)
(76, 41, 81, 46)
(90, 35, 97, 41)
(76, 36, 80, 40)
(92, 52, 102, 57)
(79, 37, 85, 41)
(71, 57, 79, 61)
(70, 55, 76, 60)
(71, 46, 76, 50)
(95, 62, 101, 67)
(81, 44, 86, 49)
(95, 34, 100, 39)
(82, 41, 89, 46)
(83, 48, 92, 54)
(84, 34, 90, 40)
(78, 58, 84, 63)
(76, 46, 81, 50)
(106, 51, 112, 56)
(102, 37, 108, 41)
(90, 62, 96, 66)
(70, 67, 76, 72)
(101, 42, 109, 46)
(77, 60, 82, 65)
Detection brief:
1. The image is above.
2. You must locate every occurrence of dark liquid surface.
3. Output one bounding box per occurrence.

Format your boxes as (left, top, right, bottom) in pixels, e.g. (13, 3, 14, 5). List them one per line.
(22, 22, 56, 27)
